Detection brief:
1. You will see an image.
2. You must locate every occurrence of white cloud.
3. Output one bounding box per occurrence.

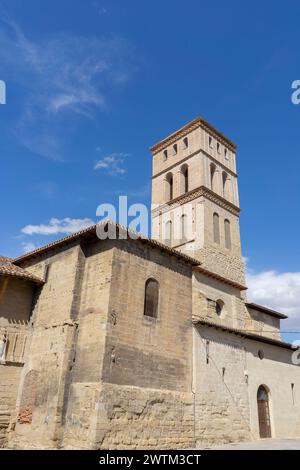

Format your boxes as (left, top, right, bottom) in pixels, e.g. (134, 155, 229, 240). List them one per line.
(93, 2, 108, 16)
(21, 217, 94, 236)
(0, 18, 135, 159)
(22, 242, 37, 253)
(94, 152, 129, 176)
(246, 269, 300, 330)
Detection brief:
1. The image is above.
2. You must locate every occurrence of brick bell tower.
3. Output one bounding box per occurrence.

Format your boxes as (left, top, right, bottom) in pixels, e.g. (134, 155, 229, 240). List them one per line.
(150, 116, 245, 286)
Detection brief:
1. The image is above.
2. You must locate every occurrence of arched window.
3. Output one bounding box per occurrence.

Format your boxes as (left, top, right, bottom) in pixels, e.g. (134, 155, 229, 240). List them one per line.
(215, 300, 225, 316)
(165, 220, 172, 245)
(222, 171, 231, 201)
(166, 173, 173, 200)
(213, 213, 220, 244)
(224, 219, 231, 249)
(144, 278, 159, 318)
(210, 163, 217, 193)
(180, 214, 187, 240)
(180, 164, 189, 195)
(184, 167, 188, 193)
(183, 137, 188, 149)
(257, 385, 269, 401)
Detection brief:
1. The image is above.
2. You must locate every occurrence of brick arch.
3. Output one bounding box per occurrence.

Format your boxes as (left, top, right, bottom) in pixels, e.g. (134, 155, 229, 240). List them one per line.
(18, 370, 39, 424)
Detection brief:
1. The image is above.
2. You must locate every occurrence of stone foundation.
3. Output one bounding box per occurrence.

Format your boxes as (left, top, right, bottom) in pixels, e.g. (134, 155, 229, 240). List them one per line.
(63, 383, 194, 450)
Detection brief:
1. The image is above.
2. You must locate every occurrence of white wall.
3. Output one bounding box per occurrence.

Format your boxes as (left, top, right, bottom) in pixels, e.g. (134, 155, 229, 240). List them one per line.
(193, 324, 300, 445)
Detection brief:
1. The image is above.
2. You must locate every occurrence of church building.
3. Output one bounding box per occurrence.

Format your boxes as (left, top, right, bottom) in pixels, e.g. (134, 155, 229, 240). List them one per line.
(0, 116, 299, 449)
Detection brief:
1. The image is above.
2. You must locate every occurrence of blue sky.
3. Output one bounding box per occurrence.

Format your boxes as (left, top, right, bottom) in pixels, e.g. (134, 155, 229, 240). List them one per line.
(0, 0, 300, 338)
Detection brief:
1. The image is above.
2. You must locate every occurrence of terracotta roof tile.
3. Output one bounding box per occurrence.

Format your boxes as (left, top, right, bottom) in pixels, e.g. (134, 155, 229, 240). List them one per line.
(0, 256, 44, 284)
(13, 221, 201, 267)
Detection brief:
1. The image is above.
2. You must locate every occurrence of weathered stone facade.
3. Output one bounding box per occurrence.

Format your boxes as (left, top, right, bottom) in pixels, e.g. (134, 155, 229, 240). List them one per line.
(0, 116, 300, 449)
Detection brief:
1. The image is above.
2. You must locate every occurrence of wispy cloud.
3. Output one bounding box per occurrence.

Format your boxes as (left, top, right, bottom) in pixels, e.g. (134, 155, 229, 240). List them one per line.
(21, 217, 94, 236)
(246, 267, 300, 331)
(21, 241, 37, 253)
(93, 2, 108, 16)
(94, 152, 129, 176)
(0, 17, 135, 159)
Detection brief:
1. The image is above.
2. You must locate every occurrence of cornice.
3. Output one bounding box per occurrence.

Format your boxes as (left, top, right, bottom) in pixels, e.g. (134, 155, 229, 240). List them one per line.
(152, 186, 240, 217)
(150, 116, 237, 155)
(201, 150, 237, 178)
(152, 149, 200, 179)
(193, 265, 247, 291)
(193, 319, 296, 351)
(246, 302, 288, 320)
(152, 149, 238, 180)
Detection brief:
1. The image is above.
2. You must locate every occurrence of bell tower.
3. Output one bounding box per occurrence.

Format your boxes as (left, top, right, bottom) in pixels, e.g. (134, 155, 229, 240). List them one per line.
(150, 116, 245, 286)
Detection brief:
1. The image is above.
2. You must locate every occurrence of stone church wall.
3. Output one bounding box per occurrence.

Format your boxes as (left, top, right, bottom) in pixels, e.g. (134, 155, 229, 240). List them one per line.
(246, 338, 300, 439)
(94, 383, 193, 449)
(0, 276, 33, 447)
(193, 324, 300, 446)
(193, 325, 251, 446)
(63, 238, 195, 449)
(8, 244, 85, 449)
(193, 271, 248, 330)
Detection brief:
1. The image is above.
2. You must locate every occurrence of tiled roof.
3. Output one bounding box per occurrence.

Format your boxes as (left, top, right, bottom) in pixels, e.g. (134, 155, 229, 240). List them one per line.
(193, 318, 295, 350)
(13, 221, 201, 267)
(0, 256, 44, 284)
(246, 302, 288, 320)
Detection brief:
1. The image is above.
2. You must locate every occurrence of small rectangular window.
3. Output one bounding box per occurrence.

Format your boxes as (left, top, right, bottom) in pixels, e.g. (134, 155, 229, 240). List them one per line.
(172, 143, 178, 155)
(224, 148, 228, 159)
(163, 149, 168, 161)
(217, 142, 220, 153)
(209, 136, 213, 148)
(183, 137, 188, 149)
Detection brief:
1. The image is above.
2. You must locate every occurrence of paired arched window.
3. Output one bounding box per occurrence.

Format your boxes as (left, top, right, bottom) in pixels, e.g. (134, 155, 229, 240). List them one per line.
(213, 213, 220, 244)
(166, 173, 173, 201)
(212, 214, 232, 249)
(180, 214, 188, 240)
(165, 220, 172, 245)
(224, 219, 231, 249)
(144, 278, 159, 318)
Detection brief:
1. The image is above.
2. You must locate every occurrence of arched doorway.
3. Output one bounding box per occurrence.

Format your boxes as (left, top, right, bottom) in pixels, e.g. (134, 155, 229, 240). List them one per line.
(257, 385, 272, 438)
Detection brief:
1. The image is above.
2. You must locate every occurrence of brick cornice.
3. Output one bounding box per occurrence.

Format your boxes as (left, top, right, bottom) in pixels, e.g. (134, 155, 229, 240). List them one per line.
(150, 116, 237, 155)
(152, 186, 240, 217)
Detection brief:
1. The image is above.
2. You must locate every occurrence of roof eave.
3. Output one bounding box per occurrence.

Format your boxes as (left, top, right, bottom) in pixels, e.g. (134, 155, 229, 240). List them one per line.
(246, 302, 288, 320)
(150, 116, 237, 154)
(13, 222, 201, 268)
(193, 319, 295, 350)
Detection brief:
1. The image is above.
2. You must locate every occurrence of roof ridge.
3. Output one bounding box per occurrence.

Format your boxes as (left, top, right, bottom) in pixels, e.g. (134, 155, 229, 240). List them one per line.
(13, 220, 201, 267)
